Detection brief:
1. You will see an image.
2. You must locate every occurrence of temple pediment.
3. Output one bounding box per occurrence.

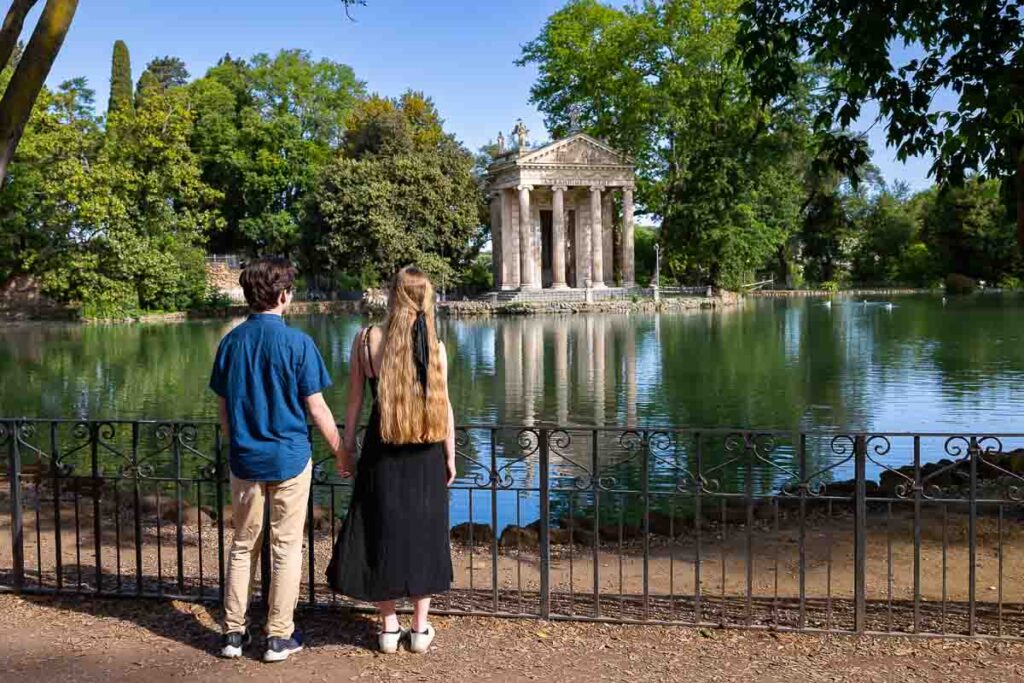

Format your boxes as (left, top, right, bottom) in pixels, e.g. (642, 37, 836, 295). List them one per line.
(516, 134, 632, 167)
(484, 124, 636, 292)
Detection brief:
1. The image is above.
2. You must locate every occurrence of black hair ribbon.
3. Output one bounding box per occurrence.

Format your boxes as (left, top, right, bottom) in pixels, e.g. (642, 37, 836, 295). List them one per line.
(412, 311, 429, 395)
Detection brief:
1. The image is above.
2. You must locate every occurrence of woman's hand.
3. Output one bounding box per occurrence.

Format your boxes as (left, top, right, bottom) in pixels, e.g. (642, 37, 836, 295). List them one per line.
(445, 457, 457, 486)
(334, 445, 354, 479)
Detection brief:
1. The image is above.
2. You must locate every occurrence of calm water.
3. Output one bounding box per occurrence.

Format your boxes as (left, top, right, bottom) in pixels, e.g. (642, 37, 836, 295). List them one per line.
(4, 295, 1023, 527)
(3, 294, 1023, 433)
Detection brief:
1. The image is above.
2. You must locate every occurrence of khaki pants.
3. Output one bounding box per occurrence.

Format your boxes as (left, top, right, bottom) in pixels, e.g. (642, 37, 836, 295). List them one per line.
(223, 460, 312, 638)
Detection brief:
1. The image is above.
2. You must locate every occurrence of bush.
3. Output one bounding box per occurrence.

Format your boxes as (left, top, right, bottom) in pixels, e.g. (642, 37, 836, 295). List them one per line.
(945, 273, 976, 295)
(998, 275, 1023, 291)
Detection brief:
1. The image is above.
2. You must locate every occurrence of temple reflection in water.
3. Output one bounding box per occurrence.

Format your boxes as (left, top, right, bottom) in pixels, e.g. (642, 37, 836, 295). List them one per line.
(493, 314, 647, 429)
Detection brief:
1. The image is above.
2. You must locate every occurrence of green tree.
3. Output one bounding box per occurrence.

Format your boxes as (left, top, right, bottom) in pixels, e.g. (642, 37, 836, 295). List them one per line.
(738, 0, 1024, 250)
(107, 39, 132, 115)
(308, 92, 484, 287)
(134, 69, 159, 107)
(0, 1, 372, 186)
(920, 178, 1020, 284)
(519, 0, 811, 289)
(849, 183, 926, 285)
(0, 74, 220, 316)
(189, 50, 364, 256)
(139, 55, 189, 90)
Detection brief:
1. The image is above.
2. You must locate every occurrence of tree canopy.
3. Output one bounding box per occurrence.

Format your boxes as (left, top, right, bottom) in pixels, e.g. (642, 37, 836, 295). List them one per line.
(307, 92, 484, 288)
(519, 0, 814, 288)
(737, 0, 1024, 246)
(189, 49, 365, 256)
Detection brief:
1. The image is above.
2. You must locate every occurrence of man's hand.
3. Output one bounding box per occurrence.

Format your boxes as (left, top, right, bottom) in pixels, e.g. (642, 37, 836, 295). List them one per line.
(334, 445, 354, 478)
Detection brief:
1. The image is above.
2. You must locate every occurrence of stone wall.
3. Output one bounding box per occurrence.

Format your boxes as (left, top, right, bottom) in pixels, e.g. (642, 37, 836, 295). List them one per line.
(442, 292, 741, 317)
(205, 263, 245, 302)
(0, 275, 75, 321)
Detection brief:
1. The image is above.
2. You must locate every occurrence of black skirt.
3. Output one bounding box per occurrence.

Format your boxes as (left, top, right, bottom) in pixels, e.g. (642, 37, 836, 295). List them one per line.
(326, 413, 453, 602)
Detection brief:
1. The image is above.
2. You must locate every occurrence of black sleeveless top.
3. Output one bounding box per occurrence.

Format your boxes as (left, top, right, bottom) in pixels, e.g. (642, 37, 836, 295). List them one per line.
(362, 325, 380, 402)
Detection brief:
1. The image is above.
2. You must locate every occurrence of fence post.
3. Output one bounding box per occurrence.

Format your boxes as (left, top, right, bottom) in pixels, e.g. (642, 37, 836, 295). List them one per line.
(538, 428, 550, 620)
(7, 421, 24, 593)
(854, 434, 867, 633)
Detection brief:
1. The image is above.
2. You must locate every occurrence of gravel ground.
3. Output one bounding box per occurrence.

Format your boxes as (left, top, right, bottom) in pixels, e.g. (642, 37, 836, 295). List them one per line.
(2, 593, 1024, 682)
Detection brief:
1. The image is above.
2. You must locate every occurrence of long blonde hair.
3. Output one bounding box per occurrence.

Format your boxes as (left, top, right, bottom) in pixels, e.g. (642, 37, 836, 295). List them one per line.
(377, 267, 448, 444)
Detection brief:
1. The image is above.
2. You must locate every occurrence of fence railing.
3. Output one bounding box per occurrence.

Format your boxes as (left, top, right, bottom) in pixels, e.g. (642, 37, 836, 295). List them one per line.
(2, 419, 1023, 638)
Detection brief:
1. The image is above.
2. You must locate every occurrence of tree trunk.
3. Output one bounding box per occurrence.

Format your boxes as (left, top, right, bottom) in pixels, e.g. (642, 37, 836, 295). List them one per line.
(0, 0, 77, 184)
(0, 0, 38, 70)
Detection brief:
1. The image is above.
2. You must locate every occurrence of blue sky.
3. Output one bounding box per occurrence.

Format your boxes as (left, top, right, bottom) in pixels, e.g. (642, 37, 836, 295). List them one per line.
(34, 0, 934, 190)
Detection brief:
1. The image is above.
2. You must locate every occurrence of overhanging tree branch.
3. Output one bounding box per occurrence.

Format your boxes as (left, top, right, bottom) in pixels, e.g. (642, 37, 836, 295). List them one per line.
(0, 0, 38, 69)
(0, 0, 78, 182)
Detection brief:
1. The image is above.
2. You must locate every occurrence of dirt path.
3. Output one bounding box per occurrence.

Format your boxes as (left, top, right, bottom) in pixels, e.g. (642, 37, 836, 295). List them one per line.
(2, 594, 1024, 683)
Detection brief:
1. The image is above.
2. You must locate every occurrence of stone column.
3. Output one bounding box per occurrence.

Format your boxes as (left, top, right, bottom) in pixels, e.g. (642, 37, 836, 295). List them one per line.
(589, 186, 605, 287)
(501, 189, 519, 289)
(517, 185, 537, 289)
(622, 187, 635, 287)
(602, 190, 614, 285)
(576, 194, 592, 287)
(551, 185, 568, 288)
(489, 193, 503, 289)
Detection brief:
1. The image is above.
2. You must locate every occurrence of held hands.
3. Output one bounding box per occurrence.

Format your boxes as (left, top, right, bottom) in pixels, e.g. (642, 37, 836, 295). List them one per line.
(334, 443, 355, 478)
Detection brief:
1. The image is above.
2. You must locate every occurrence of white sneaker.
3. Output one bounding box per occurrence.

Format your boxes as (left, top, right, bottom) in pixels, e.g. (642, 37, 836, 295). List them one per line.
(220, 630, 251, 659)
(408, 624, 435, 653)
(263, 631, 304, 663)
(378, 628, 407, 654)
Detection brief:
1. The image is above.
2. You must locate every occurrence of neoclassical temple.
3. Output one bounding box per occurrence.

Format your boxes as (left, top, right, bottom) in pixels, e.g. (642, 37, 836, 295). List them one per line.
(486, 128, 636, 290)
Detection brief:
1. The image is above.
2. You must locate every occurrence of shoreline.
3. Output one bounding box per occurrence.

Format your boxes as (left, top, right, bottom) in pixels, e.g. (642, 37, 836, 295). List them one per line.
(749, 287, 937, 298)
(0, 293, 743, 324)
(4, 287, 1015, 325)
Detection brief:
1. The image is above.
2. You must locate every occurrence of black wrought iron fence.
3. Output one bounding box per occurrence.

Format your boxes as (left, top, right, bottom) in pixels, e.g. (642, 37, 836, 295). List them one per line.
(2, 419, 1024, 638)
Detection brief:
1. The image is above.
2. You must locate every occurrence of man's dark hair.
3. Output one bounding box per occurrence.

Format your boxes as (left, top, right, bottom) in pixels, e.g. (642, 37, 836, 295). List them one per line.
(239, 257, 296, 312)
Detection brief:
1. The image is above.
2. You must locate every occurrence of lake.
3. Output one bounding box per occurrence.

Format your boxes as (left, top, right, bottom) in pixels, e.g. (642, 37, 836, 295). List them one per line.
(4, 294, 1024, 529)
(3, 294, 1023, 433)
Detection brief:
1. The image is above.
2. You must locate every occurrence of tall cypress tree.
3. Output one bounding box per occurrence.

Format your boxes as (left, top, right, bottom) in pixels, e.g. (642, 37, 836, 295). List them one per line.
(107, 39, 132, 115)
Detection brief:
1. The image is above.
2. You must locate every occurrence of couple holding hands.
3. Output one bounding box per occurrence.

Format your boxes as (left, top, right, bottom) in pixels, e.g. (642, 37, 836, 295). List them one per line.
(209, 258, 454, 662)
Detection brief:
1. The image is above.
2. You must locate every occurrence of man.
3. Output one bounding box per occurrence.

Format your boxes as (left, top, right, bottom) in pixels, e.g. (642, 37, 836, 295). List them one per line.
(209, 257, 341, 663)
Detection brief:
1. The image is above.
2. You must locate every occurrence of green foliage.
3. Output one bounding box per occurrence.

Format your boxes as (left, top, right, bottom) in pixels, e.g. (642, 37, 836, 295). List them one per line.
(920, 179, 1021, 283)
(998, 274, 1023, 291)
(140, 56, 189, 90)
(738, 0, 1024, 247)
(634, 226, 658, 286)
(519, 0, 810, 288)
(107, 40, 133, 115)
(189, 50, 365, 256)
(308, 95, 484, 286)
(460, 252, 494, 292)
(0, 67, 219, 316)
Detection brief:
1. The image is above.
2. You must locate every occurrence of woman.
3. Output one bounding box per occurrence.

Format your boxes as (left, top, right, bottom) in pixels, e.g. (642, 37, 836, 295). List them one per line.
(327, 267, 456, 654)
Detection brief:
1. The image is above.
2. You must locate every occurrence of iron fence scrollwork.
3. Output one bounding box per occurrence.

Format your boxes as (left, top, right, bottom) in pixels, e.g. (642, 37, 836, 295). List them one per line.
(3, 419, 1024, 640)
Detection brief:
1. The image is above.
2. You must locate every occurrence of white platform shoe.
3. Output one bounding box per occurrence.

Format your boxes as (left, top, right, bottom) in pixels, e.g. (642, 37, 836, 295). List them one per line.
(408, 624, 435, 653)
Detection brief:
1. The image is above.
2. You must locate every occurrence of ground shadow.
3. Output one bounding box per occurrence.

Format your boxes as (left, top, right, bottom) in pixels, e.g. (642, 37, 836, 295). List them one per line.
(5, 592, 382, 659)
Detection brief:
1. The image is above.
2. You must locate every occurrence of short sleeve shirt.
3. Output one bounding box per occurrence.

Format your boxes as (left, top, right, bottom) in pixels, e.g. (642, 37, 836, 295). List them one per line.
(209, 313, 332, 481)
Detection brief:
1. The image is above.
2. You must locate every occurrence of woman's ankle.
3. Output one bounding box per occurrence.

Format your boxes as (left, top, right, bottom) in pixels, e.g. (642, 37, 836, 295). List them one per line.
(381, 615, 401, 632)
